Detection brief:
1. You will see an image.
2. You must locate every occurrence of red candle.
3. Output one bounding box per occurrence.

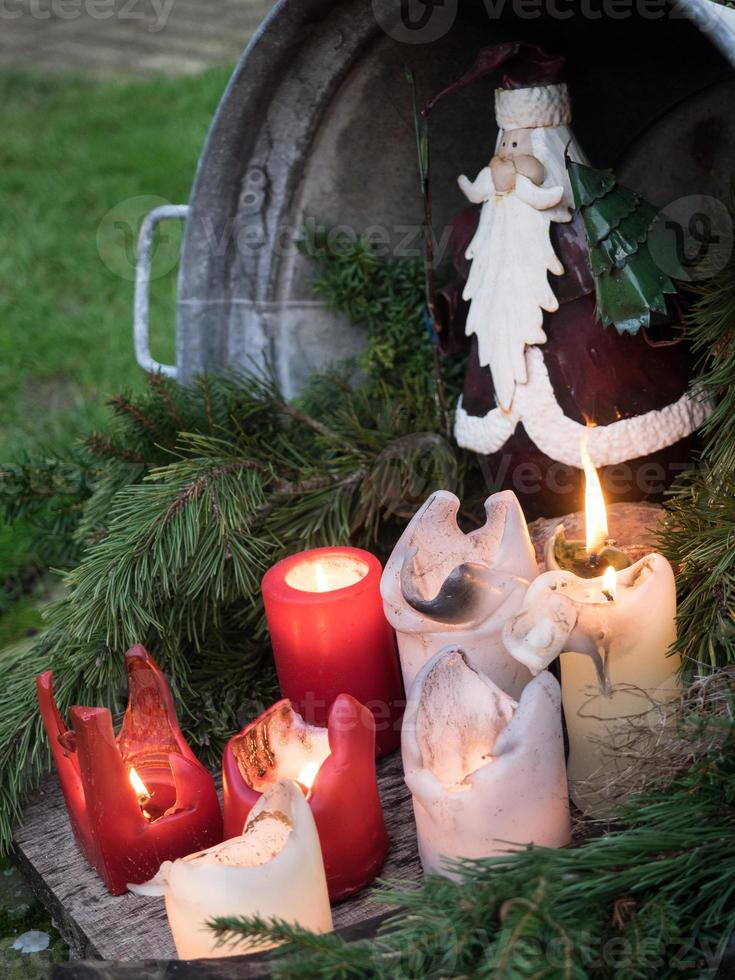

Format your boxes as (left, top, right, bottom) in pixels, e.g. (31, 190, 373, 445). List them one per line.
(36, 645, 223, 896)
(262, 546, 403, 756)
(222, 693, 388, 902)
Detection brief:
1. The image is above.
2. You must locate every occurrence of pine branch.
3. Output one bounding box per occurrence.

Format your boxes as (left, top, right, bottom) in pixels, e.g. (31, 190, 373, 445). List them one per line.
(0, 357, 468, 851)
(83, 433, 146, 465)
(681, 197, 735, 477)
(109, 393, 169, 443)
(298, 223, 464, 400)
(276, 401, 358, 452)
(659, 194, 735, 677)
(210, 915, 376, 977)
(0, 450, 95, 574)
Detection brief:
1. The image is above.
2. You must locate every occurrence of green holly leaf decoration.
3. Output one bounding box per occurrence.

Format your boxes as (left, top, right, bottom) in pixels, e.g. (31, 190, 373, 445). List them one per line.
(567, 159, 677, 335)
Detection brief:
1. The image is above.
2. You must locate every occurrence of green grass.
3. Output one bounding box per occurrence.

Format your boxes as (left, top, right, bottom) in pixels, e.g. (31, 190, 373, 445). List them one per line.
(0, 66, 233, 607)
(0, 66, 232, 455)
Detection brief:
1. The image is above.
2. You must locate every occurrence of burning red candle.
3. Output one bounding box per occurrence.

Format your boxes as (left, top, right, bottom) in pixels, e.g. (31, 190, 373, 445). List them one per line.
(36, 645, 223, 896)
(262, 546, 403, 756)
(222, 693, 388, 902)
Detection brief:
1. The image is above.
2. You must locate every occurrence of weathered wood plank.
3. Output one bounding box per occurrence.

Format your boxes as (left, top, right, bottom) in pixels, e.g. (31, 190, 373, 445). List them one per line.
(15, 751, 420, 962)
(50, 914, 393, 979)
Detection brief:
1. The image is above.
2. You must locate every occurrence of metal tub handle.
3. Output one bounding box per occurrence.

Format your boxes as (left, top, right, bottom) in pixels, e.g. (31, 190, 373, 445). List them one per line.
(133, 205, 189, 378)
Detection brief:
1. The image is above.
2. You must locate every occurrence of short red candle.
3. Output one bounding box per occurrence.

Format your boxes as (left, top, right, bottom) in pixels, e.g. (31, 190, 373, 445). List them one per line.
(36, 645, 223, 896)
(262, 546, 403, 756)
(222, 693, 388, 902)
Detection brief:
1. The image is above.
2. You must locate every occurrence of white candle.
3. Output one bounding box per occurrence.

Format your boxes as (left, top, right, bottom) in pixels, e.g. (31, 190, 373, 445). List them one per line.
(503, 554, 680, 814)
(130, 780, 333, 959)
(381, 490, 538, 698)
(402, 646, 570, 877)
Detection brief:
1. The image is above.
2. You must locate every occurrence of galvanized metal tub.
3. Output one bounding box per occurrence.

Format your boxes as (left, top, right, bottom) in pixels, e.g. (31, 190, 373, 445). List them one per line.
(134, 0, 735, 395)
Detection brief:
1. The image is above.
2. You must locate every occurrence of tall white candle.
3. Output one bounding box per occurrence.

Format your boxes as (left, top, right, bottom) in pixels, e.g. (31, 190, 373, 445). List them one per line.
(381, 490, 537, 698)
(503, 554, 680, 814)
(402, 646, 570, 877)
(130, 780, 333, 959)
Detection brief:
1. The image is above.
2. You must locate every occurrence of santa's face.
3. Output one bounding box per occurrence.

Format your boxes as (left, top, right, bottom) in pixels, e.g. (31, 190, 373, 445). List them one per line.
(491, 128, 545, 193)
(496, 128, 534, 159)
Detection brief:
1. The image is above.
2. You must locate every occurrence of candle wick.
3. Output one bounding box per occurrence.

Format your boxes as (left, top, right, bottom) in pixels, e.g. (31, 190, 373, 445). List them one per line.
(602, 589, 614, 603)
(136, 790, 153, 819)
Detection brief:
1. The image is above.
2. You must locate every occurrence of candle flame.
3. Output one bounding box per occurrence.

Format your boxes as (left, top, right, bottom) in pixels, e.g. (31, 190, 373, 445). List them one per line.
(602, 565, 617, 600)
(285, 555, 368, 593)
(581, 435, 608, 556)
(297, 760, 321, 792)
(314, 561, 329, 593)
(128, 766, 150, 801)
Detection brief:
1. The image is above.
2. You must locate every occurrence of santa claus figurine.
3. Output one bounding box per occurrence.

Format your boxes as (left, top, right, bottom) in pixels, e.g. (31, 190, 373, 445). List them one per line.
(427, 43, 710, 519)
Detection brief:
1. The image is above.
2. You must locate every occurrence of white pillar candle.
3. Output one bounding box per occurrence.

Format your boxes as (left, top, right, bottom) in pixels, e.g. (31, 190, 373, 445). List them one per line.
(130, 780, 333, 959)
(503, 554, 680, 814)
(381, 490, 538, 698)
(402, 646, 570, 878)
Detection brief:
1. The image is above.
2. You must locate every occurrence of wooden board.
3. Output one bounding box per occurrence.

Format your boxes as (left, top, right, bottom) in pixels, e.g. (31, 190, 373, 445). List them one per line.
(50, 913, 394, 980)
(14, 751, 420, 963)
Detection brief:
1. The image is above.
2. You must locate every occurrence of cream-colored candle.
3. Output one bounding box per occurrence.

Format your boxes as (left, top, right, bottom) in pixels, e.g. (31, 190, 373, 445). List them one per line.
(503, 555, 680, 815)
(402, 646, 570, 877)
(381, 490, 537, 698)
(130, 780, 332, 959)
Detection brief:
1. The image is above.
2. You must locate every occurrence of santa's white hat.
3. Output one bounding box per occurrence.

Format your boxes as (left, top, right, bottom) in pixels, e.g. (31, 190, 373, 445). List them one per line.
(495, 82, 571, 131)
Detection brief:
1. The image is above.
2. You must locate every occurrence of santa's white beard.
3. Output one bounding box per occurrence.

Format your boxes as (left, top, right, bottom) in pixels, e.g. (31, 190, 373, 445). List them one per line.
(463, 182, 564, 413)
